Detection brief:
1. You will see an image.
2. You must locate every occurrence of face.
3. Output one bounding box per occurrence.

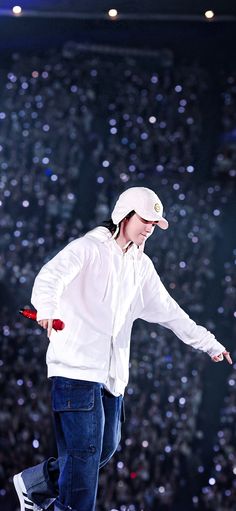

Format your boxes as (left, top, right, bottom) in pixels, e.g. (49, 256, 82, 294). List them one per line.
(123, 213, 157, 246)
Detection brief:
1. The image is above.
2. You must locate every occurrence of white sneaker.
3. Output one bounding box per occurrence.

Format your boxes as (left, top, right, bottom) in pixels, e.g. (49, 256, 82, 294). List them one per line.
(13, 472, 43, 511)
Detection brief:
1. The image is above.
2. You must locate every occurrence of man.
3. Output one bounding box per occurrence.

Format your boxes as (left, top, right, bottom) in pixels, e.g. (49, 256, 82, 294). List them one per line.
(13, 187, 232, 511)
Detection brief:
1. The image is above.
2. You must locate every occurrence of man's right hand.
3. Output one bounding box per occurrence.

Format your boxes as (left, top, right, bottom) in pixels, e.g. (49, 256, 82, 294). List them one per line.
(38, 319, 53, 338)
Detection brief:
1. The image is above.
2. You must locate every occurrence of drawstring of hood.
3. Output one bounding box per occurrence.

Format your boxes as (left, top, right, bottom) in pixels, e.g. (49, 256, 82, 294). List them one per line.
(85, 226, 145, 305)
(111, 224, 120, 240)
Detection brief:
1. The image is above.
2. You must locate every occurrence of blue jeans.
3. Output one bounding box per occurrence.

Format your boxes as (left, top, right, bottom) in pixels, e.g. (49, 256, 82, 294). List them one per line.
(22, 377, 124, 511)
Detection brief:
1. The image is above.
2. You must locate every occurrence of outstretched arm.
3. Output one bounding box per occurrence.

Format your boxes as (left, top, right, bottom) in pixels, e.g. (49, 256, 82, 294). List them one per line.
(139, 259, 232, 363)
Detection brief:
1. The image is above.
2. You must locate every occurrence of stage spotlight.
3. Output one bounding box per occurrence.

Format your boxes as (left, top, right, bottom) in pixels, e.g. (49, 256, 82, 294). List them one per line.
(12, 5, 22, 15)
(204, 10, 215, 19)
(108, 9, 118, 19)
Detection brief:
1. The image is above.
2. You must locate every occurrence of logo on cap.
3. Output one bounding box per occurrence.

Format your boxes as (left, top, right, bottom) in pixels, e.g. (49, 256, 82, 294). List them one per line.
(154, 203, 161, 213)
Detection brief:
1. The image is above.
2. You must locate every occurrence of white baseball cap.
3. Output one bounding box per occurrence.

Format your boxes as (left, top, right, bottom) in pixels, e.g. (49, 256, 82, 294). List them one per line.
(111, 187, 168, 230)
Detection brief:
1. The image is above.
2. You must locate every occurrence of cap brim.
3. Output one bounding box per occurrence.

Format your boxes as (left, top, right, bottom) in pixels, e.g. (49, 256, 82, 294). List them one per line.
(157, 217, 169, 230)
(142, 216, 169, 230)
(134, 209, 169, 230)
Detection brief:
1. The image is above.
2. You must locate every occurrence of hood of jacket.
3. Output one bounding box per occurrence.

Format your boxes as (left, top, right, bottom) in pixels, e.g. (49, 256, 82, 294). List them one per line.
(84, 225, 146, 260)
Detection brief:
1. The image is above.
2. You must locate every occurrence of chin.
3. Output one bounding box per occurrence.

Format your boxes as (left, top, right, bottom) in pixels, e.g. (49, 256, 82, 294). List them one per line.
(136, 238, 145, 246)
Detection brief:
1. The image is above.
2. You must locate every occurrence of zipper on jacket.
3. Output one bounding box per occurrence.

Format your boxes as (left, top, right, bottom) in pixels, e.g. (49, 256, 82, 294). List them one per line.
(106, 252, 125, 384)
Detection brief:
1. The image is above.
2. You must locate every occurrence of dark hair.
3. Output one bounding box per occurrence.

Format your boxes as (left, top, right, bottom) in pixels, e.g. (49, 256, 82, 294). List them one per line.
(101, 219, 118, 235)
(102, 210, 135, 235)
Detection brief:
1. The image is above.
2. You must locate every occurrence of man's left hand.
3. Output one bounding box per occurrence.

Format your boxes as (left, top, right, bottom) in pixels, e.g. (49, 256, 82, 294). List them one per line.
(211, 351, 232, 364)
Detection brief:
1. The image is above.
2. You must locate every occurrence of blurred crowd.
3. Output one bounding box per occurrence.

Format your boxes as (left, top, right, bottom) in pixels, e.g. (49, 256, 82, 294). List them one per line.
(0, 47, 235, 511)
(213, 70, 236, 178)
(194, 249, 236, 511)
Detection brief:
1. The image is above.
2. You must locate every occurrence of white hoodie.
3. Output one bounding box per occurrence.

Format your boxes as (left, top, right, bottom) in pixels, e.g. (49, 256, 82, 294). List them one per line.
(31, 226, 225, 396)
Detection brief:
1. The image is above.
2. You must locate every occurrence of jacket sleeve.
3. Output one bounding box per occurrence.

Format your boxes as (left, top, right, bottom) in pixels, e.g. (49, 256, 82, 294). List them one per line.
(139, 258, 226, 358)
(31, 238, 91, 320)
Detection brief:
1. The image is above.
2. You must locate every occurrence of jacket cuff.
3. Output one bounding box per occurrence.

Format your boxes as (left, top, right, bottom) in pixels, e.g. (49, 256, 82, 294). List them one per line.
(207, 342, 226, 357)
(35, 307, 60, 321)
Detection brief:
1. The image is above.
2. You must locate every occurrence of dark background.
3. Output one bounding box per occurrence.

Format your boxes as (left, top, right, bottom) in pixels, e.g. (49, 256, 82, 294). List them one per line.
(0, 2, 235, 510)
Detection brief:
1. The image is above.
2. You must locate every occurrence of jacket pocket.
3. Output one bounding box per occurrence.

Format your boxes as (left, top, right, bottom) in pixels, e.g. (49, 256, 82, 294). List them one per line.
(52, 378, 95, 412)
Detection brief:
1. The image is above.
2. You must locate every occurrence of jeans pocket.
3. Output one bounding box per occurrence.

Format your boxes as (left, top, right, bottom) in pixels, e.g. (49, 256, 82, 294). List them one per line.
(52, 379, 95, 412)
